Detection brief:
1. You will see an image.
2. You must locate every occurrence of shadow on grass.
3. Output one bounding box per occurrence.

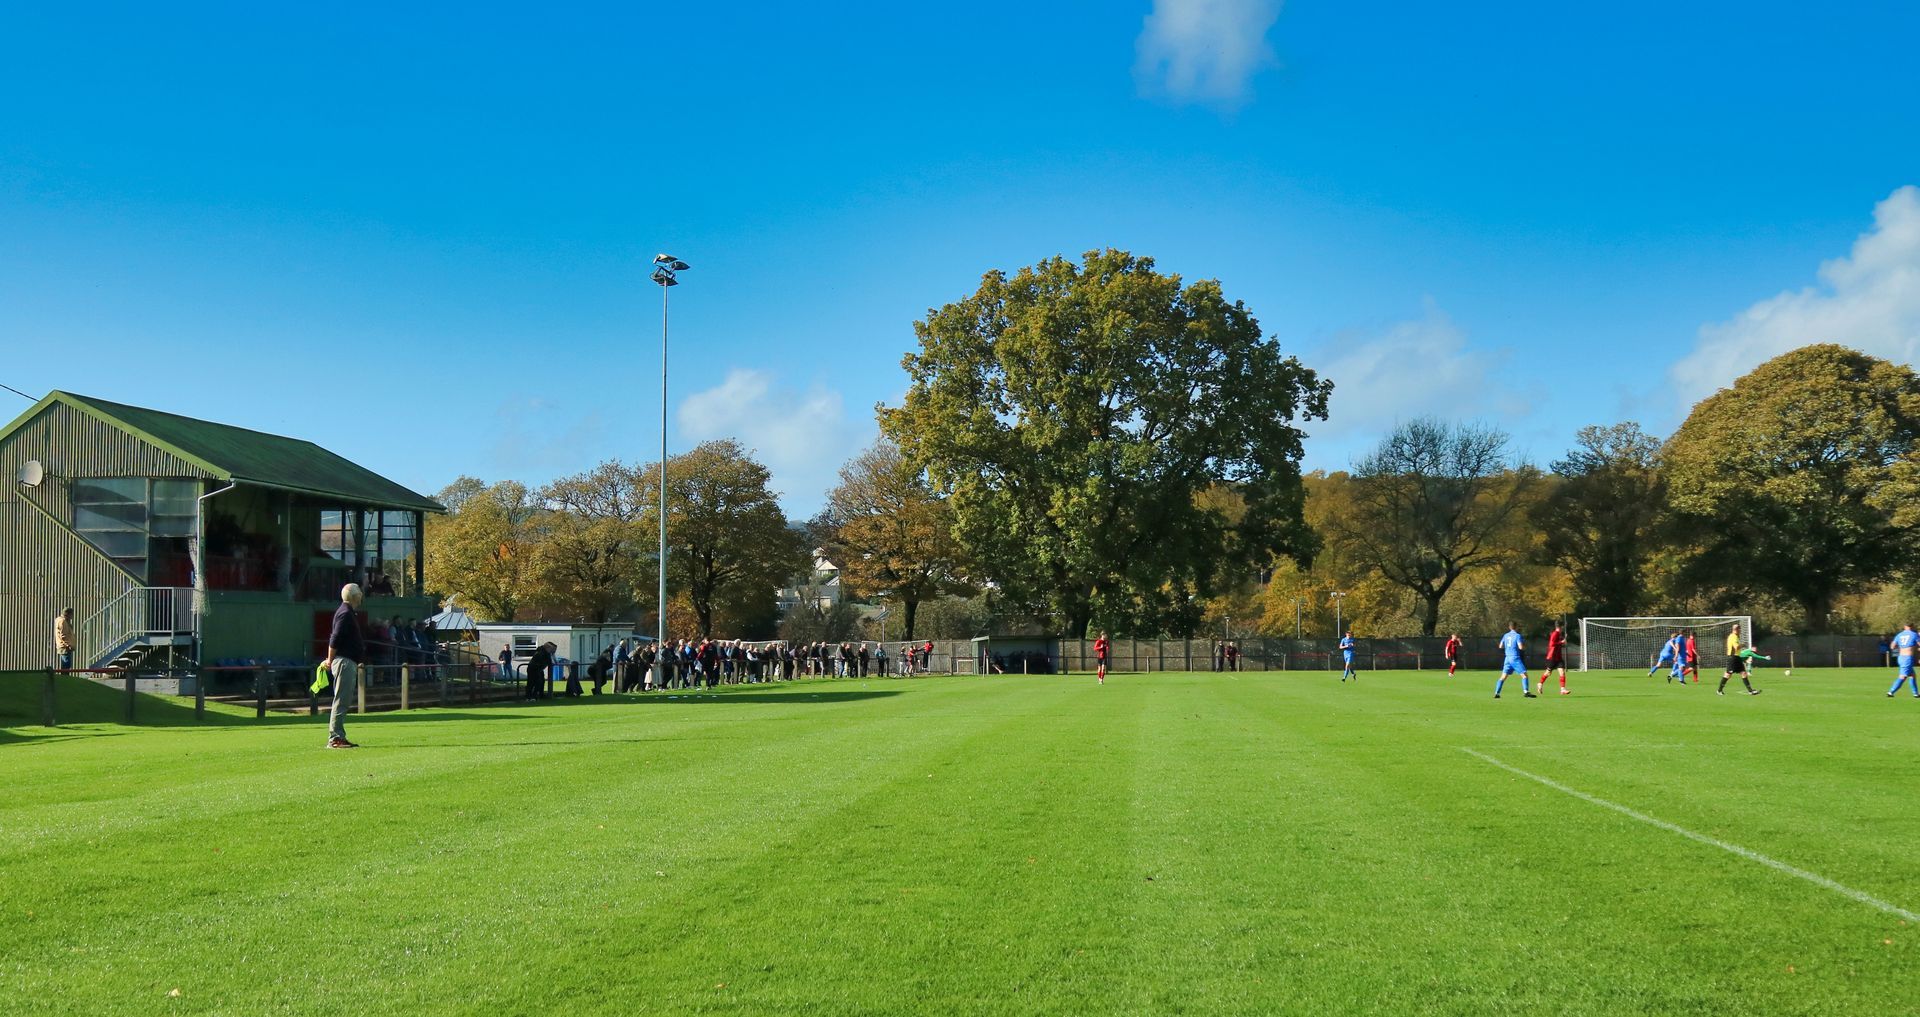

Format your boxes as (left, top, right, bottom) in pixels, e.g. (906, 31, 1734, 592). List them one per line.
(3, 675, 905, 743)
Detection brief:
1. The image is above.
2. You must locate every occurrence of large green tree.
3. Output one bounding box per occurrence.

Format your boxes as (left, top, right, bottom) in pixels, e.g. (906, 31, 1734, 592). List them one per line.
(1325, 419, 1541, 636)
(880, 249, 1330, 637)
(534, 462, 652, 623)
(819, 440, 971, 639)
(642, 441, 808, 638)
(1536, 422, 1667, 616)
(1664, 344, 1920, 628)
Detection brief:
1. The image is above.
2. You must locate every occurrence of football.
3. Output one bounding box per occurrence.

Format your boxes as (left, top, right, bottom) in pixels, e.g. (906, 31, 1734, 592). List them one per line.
(1784, 669, 1792, 677)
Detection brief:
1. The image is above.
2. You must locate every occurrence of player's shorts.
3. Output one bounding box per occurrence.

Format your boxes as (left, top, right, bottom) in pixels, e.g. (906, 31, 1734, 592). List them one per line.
(1900, 655, 1915, 677)
(1545, 652, 1564, 667)
(1725, 655, 1743, 673)
(1656, 650, 1674, 663)
(1501, 658, 1527, 675)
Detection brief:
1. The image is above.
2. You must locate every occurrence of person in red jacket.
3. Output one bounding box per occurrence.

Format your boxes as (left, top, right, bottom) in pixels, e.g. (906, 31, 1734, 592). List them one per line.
(1444, 633, 1462, 676)
(1683, 631, 1700, 684)
(1094, 632, 1110, 684)
(1544, 622, 1570, 694)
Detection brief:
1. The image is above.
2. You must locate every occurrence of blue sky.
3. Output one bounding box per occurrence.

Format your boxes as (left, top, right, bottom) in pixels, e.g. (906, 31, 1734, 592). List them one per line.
(5, 1, 1919, 515)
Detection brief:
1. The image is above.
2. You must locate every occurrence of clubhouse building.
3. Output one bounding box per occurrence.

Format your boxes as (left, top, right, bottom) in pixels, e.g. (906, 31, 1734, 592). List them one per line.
(0, 392, 443, 672)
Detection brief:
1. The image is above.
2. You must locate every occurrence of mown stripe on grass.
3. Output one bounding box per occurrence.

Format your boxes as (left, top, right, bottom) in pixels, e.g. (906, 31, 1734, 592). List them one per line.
(1461, 747, 1920, 923)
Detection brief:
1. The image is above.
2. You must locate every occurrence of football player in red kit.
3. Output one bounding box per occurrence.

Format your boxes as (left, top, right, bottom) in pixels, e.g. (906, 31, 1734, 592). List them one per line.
(1444, 633, 1462, 676)
(1544, 622, 1570, 694)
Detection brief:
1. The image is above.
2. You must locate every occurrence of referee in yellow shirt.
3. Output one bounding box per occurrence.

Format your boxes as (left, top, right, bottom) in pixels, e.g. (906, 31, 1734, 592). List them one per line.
(1719, 626, 1761, 696)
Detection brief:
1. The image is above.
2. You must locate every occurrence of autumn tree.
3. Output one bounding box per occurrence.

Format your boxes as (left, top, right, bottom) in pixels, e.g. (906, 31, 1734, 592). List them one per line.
(881, 249, 1330, 637)
(819, 440, 970, 638)
(423, 478, 539, 622)
(1664, 344, 1920, 628)
(1326, 419, 1540, 636)
(642, 440, 807, 637)
(1536, 423, 1668, 616)
(532, 462, 652, 623)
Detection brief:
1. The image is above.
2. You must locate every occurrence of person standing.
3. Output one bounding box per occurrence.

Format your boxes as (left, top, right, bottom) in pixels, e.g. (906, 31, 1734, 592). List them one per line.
(1444, 632, 1462, 677)
(1339, 631, 1357, 682)
(1544, 623, 1570, 695)
(53, 607, 75, 670)
(323, 584, 366, 749)
(1890, 623, 1920, 698)
(1495, 622, 1530, 699)
(1683, 630, 1700, 684)
(858, 642, 871, 678)
(497, 643, 514, 682)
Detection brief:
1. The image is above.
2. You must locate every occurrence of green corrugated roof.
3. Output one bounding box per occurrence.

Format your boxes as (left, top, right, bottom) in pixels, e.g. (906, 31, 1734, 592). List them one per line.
(44, 392, 444, 512)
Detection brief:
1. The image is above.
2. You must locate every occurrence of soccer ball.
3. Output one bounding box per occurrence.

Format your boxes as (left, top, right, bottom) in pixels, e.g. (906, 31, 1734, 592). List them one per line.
(1783, 669, 1792, 677)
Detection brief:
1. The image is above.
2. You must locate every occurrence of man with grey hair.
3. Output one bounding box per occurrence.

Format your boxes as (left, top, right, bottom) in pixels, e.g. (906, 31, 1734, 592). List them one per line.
(323, 583, 365, 749)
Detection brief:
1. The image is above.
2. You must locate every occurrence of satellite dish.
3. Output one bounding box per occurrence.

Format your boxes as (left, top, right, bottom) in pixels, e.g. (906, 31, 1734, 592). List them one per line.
(16, 460, 45, 487)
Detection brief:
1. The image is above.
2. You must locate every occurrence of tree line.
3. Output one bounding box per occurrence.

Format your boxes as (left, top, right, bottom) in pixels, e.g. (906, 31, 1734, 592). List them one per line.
(426, 250, 1920, 641)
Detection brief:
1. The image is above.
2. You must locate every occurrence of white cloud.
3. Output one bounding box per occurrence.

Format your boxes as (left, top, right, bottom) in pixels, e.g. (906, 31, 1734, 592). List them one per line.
(1675, 185, 1920, 393)
(1305, 300, 1512, 467)
(677, 368, 871, 516)
(1134, 0, 1284, 108)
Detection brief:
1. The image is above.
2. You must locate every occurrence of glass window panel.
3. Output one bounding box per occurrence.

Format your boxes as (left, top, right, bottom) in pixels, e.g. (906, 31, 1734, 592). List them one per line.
(75, 504, 147, 530)
(151, 480, 199, 515)
(152, 514, 196, 538)
(85, 531, 148, 557)
(73, 478, 143, 505)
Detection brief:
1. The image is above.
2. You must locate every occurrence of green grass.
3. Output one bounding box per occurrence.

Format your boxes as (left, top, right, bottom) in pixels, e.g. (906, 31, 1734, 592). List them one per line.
(2, 667, 1916, 1016)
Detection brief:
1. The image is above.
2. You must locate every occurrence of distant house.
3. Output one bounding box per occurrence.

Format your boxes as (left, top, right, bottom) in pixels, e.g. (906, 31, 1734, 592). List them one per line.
(0, 392, 444, 671)
(775, 547, 842, 614)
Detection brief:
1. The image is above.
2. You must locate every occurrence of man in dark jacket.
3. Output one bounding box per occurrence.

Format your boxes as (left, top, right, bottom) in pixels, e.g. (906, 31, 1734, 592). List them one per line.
(526, 642, 553, 699)
(323, 584, 366, 749)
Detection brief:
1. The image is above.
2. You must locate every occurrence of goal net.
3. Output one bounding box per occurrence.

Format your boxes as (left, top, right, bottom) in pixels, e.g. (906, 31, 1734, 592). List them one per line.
(1578, 616, 1752, 672)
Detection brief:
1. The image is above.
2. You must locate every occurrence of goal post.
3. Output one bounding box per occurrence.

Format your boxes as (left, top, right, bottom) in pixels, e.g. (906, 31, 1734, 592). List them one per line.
(1578, 616, 1752, 672)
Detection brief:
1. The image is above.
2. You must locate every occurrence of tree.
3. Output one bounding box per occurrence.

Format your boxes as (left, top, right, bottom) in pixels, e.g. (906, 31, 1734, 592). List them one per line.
(1536, 423, 1667, 616)
(423, 478, 539, 622)
(880, 249, 1330, 637)
(1326, 419, 1540, 636)
(1663, 344, 1920, 629)
(532, 462, 652, 623)
(819, 441, 970, 639)
(643, 441, 808, 638)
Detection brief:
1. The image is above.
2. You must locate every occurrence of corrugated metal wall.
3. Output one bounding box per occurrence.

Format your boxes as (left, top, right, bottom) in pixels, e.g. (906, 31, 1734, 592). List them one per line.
(0, 402, 213, 670)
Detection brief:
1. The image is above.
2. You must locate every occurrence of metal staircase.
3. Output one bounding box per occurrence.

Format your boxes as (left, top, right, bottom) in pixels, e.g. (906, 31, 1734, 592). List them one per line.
(77, 586, 194, 671)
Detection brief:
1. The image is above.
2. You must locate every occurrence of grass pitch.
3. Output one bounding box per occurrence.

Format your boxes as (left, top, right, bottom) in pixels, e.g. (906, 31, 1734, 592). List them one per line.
(1, 667, 1915, 1016)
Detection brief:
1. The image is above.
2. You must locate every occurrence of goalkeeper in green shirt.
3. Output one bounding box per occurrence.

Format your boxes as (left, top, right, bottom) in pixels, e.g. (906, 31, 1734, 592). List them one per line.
(1720, 643, 1768, 696)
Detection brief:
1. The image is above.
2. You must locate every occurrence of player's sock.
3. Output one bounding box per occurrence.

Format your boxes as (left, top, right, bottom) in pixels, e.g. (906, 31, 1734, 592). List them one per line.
(1717, 676, 1728, 692)
(1495, 677, 1505, 696)
(1742, 676, 1754, 692)
(1891, 677, 1907, 696)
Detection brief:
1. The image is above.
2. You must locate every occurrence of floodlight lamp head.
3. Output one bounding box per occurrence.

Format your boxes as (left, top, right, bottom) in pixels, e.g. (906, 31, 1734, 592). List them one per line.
(669, 259, 689, 271)
(650, 267, 678, 287)
(653, 253, 675, 264)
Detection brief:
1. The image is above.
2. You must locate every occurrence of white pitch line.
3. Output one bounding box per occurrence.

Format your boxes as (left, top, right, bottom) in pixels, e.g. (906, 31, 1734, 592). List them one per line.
(1460, 747, 1919, 924)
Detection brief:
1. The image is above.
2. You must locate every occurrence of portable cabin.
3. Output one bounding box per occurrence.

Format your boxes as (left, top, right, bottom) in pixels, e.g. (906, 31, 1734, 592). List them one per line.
(473, 623, 642, 667)
(0, 392, 444, 672)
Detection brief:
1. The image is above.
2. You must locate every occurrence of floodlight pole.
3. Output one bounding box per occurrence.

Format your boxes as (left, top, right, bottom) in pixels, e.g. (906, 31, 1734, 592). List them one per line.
(651, 255, 688, 688)
(658, 282, 669, 679)
(1330, 592, 1346, 639)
